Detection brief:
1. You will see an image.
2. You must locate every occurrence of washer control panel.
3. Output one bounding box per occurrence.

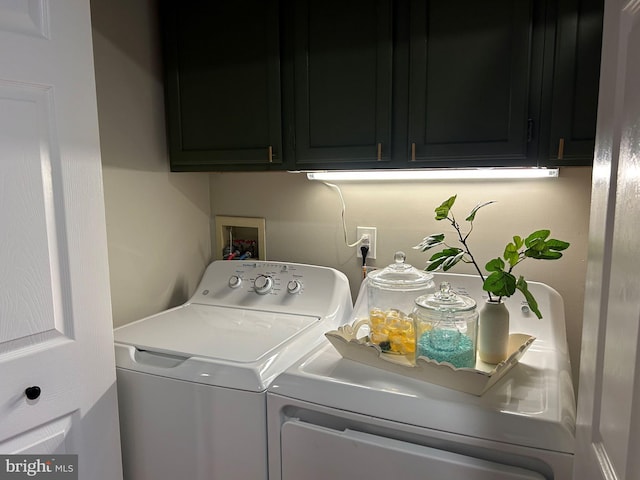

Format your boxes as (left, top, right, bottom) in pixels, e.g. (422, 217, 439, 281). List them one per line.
(189, 261, 351, 317)
(220, 263, 305, 296)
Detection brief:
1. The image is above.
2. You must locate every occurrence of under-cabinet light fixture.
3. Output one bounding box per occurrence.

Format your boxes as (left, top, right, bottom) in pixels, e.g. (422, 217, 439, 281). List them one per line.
(304, 168, 559, 182)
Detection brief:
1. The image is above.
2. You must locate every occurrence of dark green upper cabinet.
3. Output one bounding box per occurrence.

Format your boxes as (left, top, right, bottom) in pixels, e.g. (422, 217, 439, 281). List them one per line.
(283, 0, 394, 169)
(161, 1, 282, 171)
(406, 0, 538, 166)
(542, 0, 603, 165)
(158, 1, 603, 171)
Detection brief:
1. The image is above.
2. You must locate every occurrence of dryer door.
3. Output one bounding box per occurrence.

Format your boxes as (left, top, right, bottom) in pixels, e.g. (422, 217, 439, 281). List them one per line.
(280, 420, 544, 480)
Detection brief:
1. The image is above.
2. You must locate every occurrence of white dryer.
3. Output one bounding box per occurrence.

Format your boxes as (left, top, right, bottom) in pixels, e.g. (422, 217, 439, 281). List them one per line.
(114, 260, 352, 480)
(267, 272, 576, 480)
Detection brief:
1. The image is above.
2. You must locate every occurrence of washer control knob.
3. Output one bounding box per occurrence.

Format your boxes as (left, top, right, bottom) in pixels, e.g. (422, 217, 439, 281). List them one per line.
(287, 280, 302, 294)
(254, 275, 273, 295)
(228, 275, 242, 289)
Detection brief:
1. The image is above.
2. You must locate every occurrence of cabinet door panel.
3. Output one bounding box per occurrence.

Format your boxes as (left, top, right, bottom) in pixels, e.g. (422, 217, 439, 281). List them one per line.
(162, 1, 282, 171)
(290, 0, 393, 167)
(408, 0, 533, 164)
(546, 0, 603, 165)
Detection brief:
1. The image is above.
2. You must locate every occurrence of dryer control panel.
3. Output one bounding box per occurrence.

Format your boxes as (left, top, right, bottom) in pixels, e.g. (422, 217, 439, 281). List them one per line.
(189, 260, 352, 319)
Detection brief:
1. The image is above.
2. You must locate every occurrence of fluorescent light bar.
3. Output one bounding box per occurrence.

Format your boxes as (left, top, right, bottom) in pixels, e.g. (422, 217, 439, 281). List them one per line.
(305, 168, 559, 181)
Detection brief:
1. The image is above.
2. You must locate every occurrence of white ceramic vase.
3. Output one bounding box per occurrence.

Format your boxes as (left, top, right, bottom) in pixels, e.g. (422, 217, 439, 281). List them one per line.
(477, 300, 510, 364)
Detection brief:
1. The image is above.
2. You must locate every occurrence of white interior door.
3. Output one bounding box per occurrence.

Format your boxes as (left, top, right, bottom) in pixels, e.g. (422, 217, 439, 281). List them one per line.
(0, 1, 123, 478)
(574, 1, 640, 479)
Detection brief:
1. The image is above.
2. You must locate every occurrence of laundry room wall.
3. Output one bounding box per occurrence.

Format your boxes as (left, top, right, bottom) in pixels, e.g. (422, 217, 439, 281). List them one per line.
(209, 168, 592, 383)
(88, 0, 592, 385)
(91, 0, 211, 327)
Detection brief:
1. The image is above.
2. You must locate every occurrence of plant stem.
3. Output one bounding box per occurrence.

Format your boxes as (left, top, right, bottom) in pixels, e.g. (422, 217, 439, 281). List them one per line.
(449, 216, 495, 301)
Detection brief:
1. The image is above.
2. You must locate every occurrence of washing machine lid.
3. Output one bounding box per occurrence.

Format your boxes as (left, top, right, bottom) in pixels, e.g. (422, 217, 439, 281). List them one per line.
(114, 303, 323, 392)
(114, 303, 320, 362)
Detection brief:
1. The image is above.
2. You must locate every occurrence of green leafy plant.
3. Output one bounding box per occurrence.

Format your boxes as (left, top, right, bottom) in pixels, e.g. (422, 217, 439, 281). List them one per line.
(413, 195, 570, 319)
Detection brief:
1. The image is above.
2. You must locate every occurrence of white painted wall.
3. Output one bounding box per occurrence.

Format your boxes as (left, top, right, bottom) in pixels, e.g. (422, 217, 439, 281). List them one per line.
(88, 0, 592, 384)
(91, 0, 211, 327)
(210, 168, 592, 382)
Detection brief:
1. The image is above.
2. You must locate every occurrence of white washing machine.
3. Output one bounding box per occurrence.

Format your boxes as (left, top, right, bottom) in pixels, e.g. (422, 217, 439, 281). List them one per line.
(113, 260, 352, 480)
(267, 272, 576, 480)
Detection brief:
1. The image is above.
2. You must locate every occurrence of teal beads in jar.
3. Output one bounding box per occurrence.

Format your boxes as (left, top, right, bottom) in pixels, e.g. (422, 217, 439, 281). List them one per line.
(412, 282, 478, 368)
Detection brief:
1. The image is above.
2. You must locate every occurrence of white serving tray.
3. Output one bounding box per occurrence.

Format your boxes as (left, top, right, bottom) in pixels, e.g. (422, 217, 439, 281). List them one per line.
(325, 319, 535, 396)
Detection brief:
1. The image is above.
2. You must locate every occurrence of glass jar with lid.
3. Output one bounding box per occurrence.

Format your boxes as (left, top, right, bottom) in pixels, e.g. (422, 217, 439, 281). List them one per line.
(366, 252, 435, 357)
(412, 281, 478, 368)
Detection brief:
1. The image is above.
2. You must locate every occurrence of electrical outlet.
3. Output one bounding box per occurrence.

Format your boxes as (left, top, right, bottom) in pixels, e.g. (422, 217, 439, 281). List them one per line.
(356, 226, 377, 259)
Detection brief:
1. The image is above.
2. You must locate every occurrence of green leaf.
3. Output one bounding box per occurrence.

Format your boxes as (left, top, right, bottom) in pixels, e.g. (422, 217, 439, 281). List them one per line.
(525, 249, 563, 260)
(442, 251, 465, 271)
(512, 235, 524, 249)
(413, 233, 445, 252)
(426, 248, 462, 271)
(435, 195, 457, 220)
(524, 229, 550, 248)
(546, 239, 570, 251)
(465, 200, 496, 222)
(483, 271, 517, 297)
(425, 258, 446, 271)
(527, 241, 545, 253)
(523, 231, 570, 259)
(485, 257, 505, 272)
(430, 248, 463, 260)
(503, 242, 520, 268)
(516, 276, 542, 319)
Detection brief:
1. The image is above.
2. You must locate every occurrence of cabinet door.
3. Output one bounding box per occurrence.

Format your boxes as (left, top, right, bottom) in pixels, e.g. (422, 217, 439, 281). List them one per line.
(545, 0, 603, 166)
(162, 1, 282, 171)
(407, 0, 535, 165)
(287, 0, 393, 168)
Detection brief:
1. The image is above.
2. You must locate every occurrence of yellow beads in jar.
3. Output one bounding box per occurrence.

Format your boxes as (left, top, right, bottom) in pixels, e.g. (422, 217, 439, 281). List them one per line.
(368, 308, 415, 356)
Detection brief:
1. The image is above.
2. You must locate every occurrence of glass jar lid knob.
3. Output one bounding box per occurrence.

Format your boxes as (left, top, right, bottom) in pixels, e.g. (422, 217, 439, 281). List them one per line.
(394, 251, 406, 264)
(436, 281, 454, 300)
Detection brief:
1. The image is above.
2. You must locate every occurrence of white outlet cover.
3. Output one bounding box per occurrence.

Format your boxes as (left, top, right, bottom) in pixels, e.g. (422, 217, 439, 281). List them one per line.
(356, 226, 377, 259)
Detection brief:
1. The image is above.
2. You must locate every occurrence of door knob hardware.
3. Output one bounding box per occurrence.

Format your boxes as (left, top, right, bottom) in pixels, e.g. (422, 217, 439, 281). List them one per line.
(557, 138, 565, 160)
(25, 386, 41, 400)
